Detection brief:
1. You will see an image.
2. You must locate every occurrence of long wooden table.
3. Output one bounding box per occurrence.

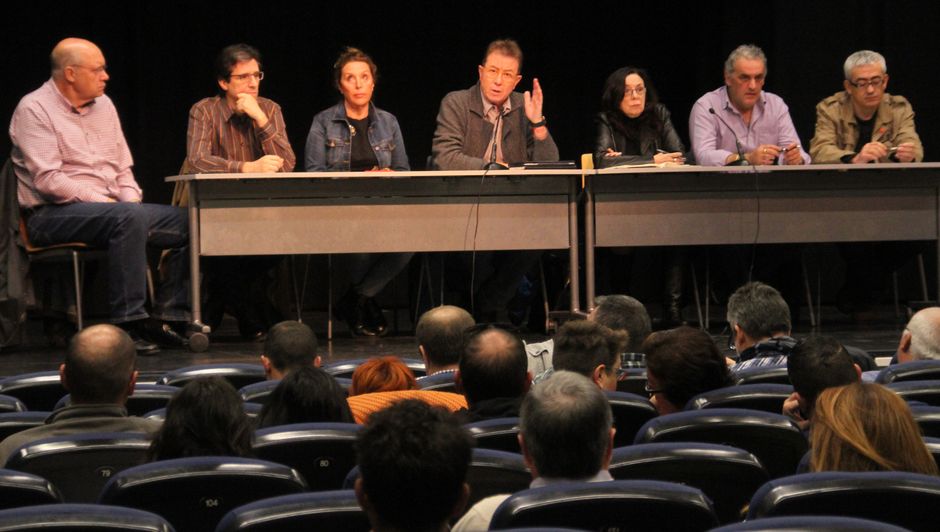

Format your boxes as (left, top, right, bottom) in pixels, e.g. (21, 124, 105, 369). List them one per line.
(167, 169, 584, 339)
(585, 163, 940, 310)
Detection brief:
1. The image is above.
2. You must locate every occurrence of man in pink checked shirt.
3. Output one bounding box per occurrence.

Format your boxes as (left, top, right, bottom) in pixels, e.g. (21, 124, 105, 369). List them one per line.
(10, 38, 188, 354)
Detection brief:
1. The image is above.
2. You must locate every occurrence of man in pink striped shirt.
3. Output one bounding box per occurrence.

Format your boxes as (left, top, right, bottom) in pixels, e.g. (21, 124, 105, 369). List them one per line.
(10, 38, 188, 354)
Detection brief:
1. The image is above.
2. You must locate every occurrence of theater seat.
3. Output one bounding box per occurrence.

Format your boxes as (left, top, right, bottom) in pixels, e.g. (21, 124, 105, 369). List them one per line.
(144, 401, 262, 421)
(0, 372, 66, 411)
(54, 384, 179, 416)
(238, 379, 280, 405)
(252, 422, 360, 491)
(733, 365, 791, 385)
(686, 383, 794, 414)
(0, 394, 26, 414)
(488, 480, 718, 531)
(156, 363, 266, 389)
(322, 357, 427, 379)
(604, 391, 657, 446)
(0, 412, 47, 443)
(911, 405, 940, 438)
(885, 380, 940, 406)
(710, 515, 910, 532)
(465, 417, 521, 453)
(4, 431, 151, 503)
(746, 471, 940, 532)
(215, 490, 369, 532)
(99, 456, 307, 532)
(608, 442, 769, 524)
(416, 371, 457, 392)
(0, 503, 174, 531)
(924, 436, 940, 470)
(633, 408, 807, 478)
(0, 468, 62, 509)
(875, 360, 940, 383)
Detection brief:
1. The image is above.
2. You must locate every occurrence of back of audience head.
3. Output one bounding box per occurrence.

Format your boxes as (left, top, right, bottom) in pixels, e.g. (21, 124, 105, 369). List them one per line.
(552, 319, 627, 391)
(355, 400, 472, 532)
(726, 281, 791, 350)
(643, 326, 733, 415)
(349, 356, 417, 396)
(416, 305, 475, 373)
(810, 382, 937, 476)
(898, 307, 940, 362)
(521, 371, 614, 479)
(458, 325, 530, 405)
(63, 324, 137, 405)
(590, 294, 651, 353)
(261, 321, 321, 380)
(258, 366, 353, 428)
(788, 336, 860, 419)
(147, 376, 253, 461)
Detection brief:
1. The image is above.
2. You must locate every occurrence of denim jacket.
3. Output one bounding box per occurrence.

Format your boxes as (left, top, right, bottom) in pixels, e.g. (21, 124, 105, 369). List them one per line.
(304, 101, 410, 171)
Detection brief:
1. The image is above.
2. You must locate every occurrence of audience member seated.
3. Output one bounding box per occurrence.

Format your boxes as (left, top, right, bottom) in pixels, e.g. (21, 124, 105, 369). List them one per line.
(415, 305, 475, 381)
(526, 294, 651, 375)
(865, 307, 940, 382)
(643, 326, 733, 416)
(0, 324, 159, 464)
(810, 382, 938, 475)
(727, 282, 796, 374)
(354, 400, 473, 532)
(147, 376, 253, 460)
(546, 320, 627, 390)
(456, 324, 531, 421)
(260, 321, 321, 381)
(350, 356, 418, 396)
(257, 366, 353, 428)
(453, 371, 615, 531)
(784, 336, 860, 430)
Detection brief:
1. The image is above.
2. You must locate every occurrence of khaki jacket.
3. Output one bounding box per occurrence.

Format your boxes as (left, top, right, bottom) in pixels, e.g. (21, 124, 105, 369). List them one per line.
(810, 91, 923, 163)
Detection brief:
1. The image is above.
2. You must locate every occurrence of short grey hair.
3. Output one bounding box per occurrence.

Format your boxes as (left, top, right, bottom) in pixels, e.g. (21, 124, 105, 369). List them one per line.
(593, 295, 651, 353)
(726, 281, 791, 339)
(843, 50, 887, 80)
(725, 44, 767, 74)
(521, 371, 612, 479)
(907, 309, 940, 361)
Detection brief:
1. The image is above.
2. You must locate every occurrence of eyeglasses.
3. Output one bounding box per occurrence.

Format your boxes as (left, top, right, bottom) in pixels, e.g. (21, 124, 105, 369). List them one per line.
(481, 66, 518, 83)
(847, 77, 884, 89)
(643, 383, 664, 397)
(625, 86, 646, 97)
(73, 64, 107, 75)
(230, 71, 264, 82)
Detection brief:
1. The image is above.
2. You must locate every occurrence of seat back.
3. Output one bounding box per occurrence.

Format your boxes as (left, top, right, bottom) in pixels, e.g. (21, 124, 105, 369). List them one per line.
(886, 380, 940, 406)
(609, 442, 769, 524)
(634, 408, 808, 478)
(686, 383, 794, 414)
(416, 371, 457, 392)
(733, 365, 791, 385)
(4, 432, 151, 503)
(0, 394, 26, 414)
(876, 360, 940, 383)
(99, 456, 307, 532)
(0, 372, 66, 411)
(144, 401, 262, 422)
(604, 390, 657, 446)
(0, 412, 49, 443)
(215, 490, 369, 532)
(489, 480, 718, 531)
(157, 364, 266, 389)
(463, 448, 531, 508)
(465, 417, 521, 453)
(238, 379, 280, 405)
(322, 357, 427, 379)
(710, 515, 911, 532)
(0, 503, 174, 531)
(252, 422, 360, 491)
(616, 368, 648, 396)
(747, 471, 940, 532)
(55, 384, 180, 417)
(924, 436, 940, 471)
(0, 468, 62, 509)
(911, 405, 940, 438)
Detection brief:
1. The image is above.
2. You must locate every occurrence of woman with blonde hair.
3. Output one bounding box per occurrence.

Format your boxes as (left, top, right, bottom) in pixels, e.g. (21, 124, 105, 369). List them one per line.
(810, 382, 937, 475)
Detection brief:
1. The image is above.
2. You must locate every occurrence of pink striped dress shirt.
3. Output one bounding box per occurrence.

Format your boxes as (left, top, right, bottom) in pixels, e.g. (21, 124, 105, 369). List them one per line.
(10, 79, 142, 208)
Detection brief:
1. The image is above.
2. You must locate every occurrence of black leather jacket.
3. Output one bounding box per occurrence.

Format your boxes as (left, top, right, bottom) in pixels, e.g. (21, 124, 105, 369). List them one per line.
(593, 103, 687, 168)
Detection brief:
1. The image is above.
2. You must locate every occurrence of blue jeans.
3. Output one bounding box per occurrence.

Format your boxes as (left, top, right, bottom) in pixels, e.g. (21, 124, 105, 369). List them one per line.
(26, 202, 189, 323)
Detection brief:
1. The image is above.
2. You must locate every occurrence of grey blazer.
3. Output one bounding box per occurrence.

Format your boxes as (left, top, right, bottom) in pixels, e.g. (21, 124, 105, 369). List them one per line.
(431, 82, 559, 170)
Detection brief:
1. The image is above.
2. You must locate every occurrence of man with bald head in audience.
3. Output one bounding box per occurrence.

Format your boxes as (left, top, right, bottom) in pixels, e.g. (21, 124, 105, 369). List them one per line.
(0, 324, 160, 464)
(897, 307, 940, 363)
(456, 325, 531, 421)
(415, 305, 475, 380)
(10, 38, 189, 354)
(260, 321, 321, 380)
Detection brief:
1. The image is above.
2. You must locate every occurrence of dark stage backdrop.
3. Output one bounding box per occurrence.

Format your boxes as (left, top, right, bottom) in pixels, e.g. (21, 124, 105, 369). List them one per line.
(2, 1, 938, 204)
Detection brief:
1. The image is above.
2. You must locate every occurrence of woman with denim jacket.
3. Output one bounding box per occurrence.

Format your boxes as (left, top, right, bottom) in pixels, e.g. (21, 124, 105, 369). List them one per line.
(304, 48, 411, 336)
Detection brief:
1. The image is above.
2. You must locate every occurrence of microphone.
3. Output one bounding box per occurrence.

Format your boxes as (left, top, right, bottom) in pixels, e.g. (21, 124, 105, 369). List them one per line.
(483, 108, 508, 170)
(709, 107, 748, 166)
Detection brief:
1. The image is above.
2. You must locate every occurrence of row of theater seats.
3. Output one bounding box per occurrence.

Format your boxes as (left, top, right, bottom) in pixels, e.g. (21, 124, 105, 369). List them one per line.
(0, 449, 938, 530)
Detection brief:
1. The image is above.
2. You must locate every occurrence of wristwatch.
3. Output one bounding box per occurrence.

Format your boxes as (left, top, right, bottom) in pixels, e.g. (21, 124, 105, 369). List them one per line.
(529, 116, 547, 128)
